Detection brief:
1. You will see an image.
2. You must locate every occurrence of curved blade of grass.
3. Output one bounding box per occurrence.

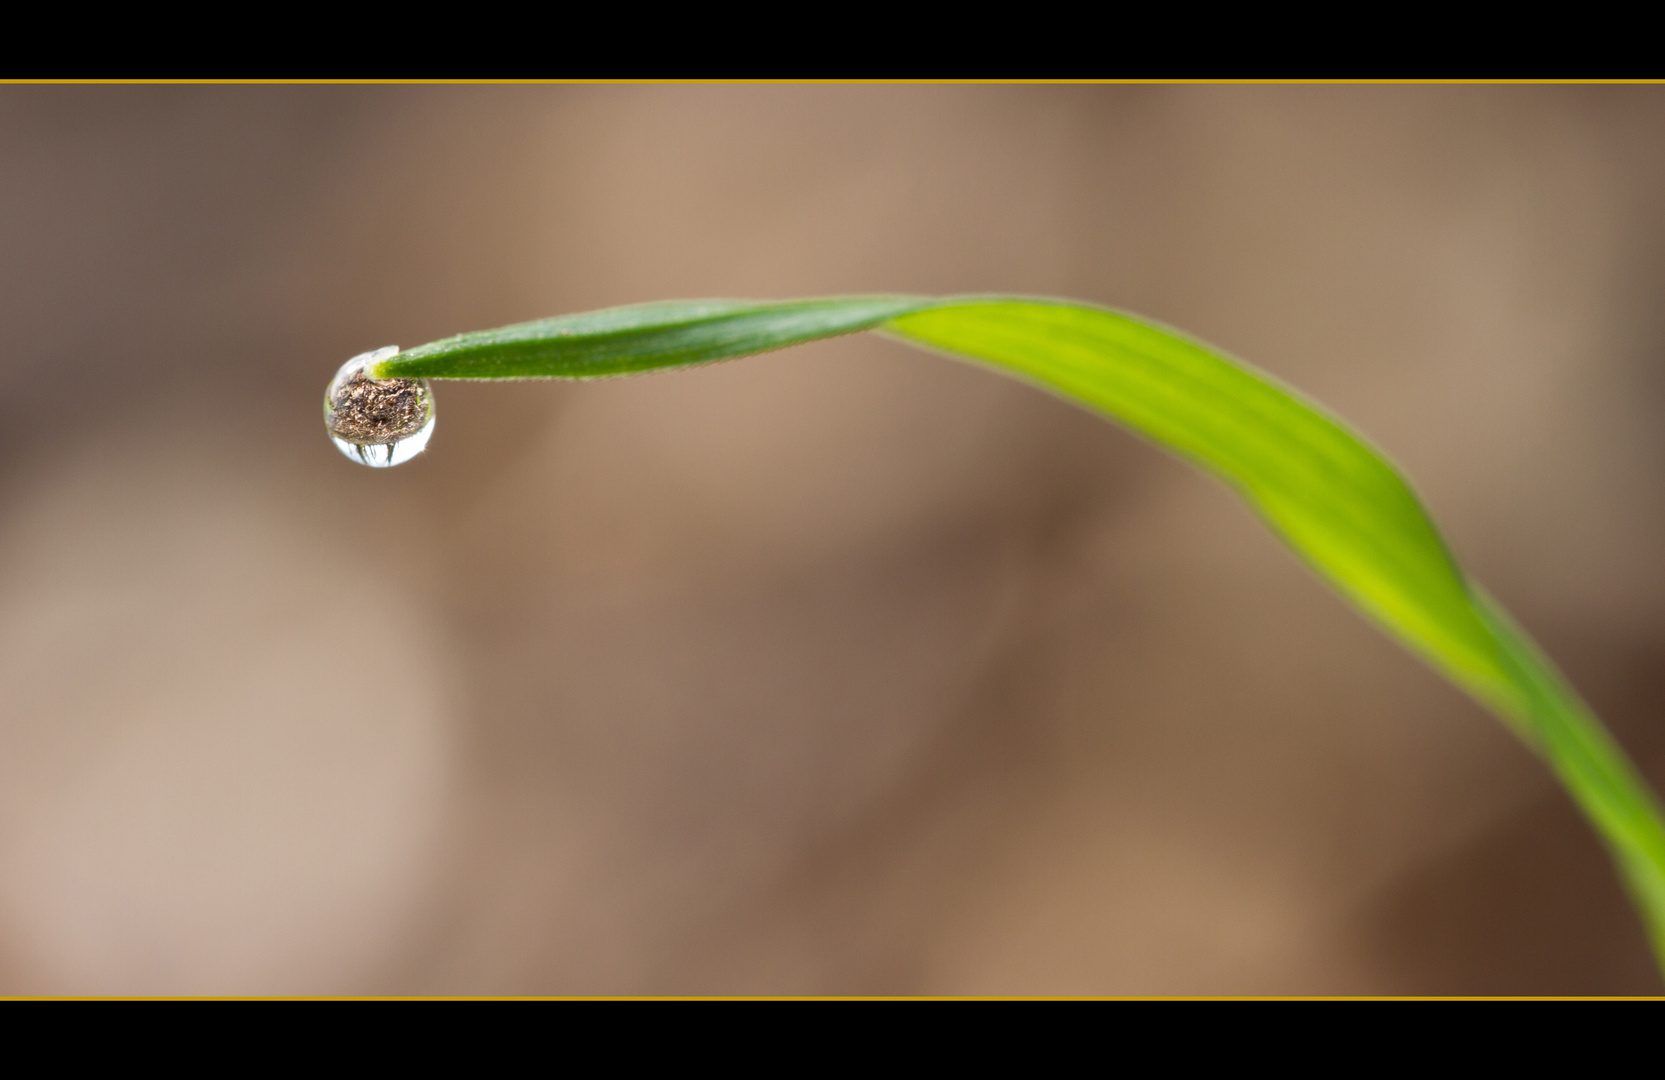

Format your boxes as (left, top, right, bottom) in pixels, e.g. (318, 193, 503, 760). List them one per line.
(380, 295, 1665, 967)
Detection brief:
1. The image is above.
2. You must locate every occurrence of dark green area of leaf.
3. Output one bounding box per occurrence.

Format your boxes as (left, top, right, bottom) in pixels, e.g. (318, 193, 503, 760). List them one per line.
(384, 297, 936, 379)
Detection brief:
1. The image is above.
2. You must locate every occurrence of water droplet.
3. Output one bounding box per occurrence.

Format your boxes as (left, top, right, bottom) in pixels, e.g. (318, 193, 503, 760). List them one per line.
(323, 346, 435, 468)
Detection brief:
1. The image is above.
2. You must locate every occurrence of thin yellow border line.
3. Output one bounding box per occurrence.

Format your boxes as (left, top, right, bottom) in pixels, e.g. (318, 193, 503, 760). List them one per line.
(4, 79, 1665, 86)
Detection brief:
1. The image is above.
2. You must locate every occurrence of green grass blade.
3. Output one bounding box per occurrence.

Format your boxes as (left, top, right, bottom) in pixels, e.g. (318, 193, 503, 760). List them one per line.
(378, 295, 1665, 967)
(383, 296, 937, 379)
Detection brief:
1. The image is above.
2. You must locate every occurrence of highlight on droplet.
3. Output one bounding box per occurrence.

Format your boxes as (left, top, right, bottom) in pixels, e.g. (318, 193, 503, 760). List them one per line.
(323, 346, 435, 468)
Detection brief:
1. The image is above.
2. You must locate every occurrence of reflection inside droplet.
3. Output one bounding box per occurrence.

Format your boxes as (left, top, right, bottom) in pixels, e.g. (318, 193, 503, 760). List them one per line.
(323, 346, 435, 468)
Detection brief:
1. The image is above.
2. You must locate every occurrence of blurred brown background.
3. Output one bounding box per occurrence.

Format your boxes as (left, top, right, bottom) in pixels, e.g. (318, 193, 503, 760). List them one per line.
(1, 84, 1663, 995)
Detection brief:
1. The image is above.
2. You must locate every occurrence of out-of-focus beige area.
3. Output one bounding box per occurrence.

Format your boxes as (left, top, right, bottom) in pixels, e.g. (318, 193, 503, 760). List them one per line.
(2, 85, 1664, 994)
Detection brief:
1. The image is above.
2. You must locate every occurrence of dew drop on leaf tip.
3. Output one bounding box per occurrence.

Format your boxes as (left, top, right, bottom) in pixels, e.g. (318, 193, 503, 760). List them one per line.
(323, 346, 435, 468)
